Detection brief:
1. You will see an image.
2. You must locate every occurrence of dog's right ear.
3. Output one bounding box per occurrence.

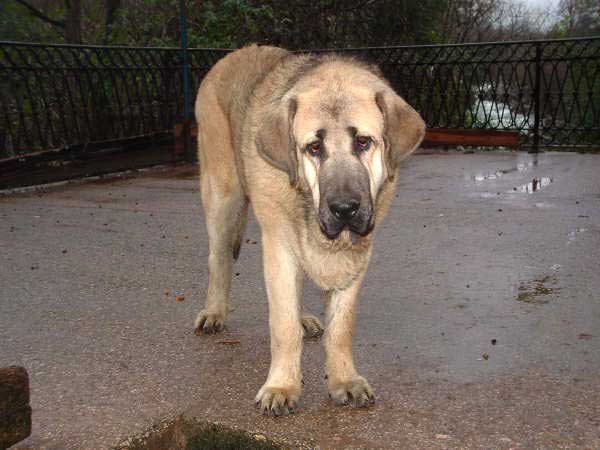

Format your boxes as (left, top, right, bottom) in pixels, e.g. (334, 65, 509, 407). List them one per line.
(255, 98, 299, 186)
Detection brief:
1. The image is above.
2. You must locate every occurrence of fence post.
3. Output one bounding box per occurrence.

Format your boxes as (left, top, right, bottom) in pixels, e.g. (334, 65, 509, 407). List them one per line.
(531, 42, 542, 153)
(178, 0, 193, 162)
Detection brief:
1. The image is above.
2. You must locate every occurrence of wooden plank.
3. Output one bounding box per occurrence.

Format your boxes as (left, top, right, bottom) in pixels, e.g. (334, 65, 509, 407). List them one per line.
(423, 128, 520, 148)
(0, 366, 32, 448)
(173, 121, 198, 159)
(174, 122, 198, 139)
(175, 123, 519, 149)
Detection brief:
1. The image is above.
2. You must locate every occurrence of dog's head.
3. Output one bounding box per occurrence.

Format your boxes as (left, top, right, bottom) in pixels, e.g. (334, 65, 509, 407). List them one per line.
(256, 56, 425, 243)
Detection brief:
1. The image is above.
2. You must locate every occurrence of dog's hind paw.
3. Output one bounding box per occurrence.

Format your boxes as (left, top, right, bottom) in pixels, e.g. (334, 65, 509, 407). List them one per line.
(301, 314, 324, 339)
(194, 309, 226, 335)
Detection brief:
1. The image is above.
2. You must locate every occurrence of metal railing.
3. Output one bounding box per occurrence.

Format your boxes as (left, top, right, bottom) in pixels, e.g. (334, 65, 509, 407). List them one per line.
(1, 37, 599, 160)
(0, 42, 227, 159)
(329, 37, 600, 150)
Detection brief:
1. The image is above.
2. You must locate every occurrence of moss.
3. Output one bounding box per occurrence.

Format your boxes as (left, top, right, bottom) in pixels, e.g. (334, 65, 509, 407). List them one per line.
(115, 417, 281, 450)
(184, 423, 280, 450)
(517, 275, 559, 304)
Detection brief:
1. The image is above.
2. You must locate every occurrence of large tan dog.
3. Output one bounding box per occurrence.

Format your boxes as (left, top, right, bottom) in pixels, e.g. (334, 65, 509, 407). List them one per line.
(194, 45, 425, 416)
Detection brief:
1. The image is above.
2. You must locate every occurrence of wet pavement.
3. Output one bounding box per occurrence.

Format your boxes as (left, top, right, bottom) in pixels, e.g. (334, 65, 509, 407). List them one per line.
(1, 151, 599, 449)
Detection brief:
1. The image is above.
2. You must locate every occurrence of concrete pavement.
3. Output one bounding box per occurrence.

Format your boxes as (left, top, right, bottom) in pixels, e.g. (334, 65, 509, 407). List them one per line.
(1, 151, 599, 449)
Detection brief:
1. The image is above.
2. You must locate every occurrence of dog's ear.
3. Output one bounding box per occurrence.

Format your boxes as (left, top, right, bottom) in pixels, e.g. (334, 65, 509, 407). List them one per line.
(255, 98, 299, 186)
(375, 91, 425, 181)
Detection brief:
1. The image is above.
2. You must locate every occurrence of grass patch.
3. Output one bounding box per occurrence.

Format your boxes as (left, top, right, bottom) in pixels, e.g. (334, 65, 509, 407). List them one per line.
(185, 423, 280, 450)
(116, 416, 281, 450)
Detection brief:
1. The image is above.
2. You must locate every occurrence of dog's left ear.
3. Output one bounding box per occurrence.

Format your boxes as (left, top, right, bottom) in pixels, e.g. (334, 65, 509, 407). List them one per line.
(255, 98, 299, 186)
(375, 91, 426, 181)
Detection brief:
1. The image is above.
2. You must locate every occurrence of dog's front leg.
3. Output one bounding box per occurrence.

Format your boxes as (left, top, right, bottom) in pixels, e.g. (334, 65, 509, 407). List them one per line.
(255, 232, 303, 416)
(325, 273, 375, 407)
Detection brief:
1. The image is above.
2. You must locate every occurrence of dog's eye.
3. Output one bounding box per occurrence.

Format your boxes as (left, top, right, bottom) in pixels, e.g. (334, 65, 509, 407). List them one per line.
(356, 136, 372, 152)
(307, 141, 322, 157)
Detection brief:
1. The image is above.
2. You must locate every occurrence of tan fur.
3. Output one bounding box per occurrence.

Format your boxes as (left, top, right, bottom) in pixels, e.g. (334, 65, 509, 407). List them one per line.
(194, 45, 425, 415)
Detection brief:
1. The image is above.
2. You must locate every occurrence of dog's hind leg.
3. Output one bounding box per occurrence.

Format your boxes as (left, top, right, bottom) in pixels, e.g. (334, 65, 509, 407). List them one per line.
(231, 201, 249, 261)
(194, 87, 248, 335)
(195, 184, 247, 335)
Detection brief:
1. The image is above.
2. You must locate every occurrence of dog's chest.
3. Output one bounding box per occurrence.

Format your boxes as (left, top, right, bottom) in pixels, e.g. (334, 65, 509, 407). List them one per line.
(299, 239, 370, 291)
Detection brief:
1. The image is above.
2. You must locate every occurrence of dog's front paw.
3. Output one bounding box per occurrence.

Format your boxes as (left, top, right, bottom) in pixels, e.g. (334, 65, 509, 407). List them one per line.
(328, 375, 374, 407)
(255, 385, 300, 416)
(194, 309, 226, 335)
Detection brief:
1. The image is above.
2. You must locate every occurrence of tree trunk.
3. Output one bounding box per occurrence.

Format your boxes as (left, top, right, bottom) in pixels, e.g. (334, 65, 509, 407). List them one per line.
(65, 0, 83, 44)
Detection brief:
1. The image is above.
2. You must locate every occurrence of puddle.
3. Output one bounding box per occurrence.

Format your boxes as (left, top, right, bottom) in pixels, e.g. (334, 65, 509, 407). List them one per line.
(469, 157, 539, 184)
(471, 171, 506, 182)
(470, 173, 554, 197)
(567, 227, 586, 244)
(535, 201, 555, 209)
(512, 177, 553, 193)
(517, 275, 560, 304)
(116, 417, 280, 450)
(476, 192, 500, 198)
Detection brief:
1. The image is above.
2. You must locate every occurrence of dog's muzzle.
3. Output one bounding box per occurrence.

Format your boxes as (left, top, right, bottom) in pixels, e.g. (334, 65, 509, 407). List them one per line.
(319, 196, 373, 240)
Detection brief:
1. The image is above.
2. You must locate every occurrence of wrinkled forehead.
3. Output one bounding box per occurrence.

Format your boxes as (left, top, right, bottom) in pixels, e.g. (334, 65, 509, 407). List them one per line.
(292, 86, 384, 143)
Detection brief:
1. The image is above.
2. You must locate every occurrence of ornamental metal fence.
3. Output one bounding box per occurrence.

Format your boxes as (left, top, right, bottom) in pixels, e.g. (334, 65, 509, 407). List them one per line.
(0, 42, 227, 159)
(329, 37, 600, 150)
(1, 37, 599, 160)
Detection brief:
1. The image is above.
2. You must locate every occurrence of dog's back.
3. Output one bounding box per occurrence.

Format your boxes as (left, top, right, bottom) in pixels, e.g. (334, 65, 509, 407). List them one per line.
(196, 45, 289, 160)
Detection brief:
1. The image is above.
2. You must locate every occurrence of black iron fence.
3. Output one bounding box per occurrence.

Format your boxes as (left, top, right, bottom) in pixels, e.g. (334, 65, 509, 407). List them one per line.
(1, 37, 599, 160)
(0, 42, 227, 159)
(335, 37, 600, 150)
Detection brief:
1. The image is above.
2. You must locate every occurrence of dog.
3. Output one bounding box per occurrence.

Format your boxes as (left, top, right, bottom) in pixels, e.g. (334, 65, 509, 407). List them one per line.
(193, 45, 425, 415)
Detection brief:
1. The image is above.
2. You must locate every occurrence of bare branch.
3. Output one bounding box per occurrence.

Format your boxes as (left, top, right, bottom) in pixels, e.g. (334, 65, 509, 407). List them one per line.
(14, 0, 65, 29)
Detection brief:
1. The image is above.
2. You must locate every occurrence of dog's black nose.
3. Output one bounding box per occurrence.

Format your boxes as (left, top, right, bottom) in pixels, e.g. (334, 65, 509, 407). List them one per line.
(329, 199, 360, 222)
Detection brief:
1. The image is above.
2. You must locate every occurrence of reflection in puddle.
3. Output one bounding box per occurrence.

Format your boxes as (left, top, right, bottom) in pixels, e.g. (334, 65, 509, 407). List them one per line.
(470, 157, 539, 183)
(517, 159, 538, 171)
(471, 168, 516, 182)
(472, 171, 504, 182)
(535, 202, 555, 209)
(517, 275, 560, 304)
(567, 227, 586, 243)
(476, 192, 500, 199)
(513, 177, 553, 193)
